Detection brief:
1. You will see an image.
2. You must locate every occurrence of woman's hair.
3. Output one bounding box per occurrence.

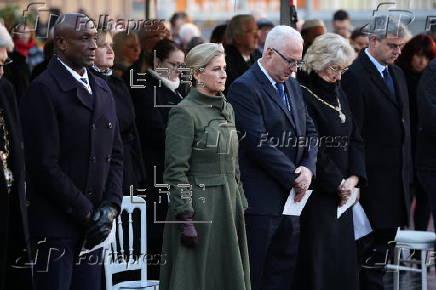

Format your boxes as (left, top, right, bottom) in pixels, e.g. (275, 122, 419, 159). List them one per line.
(396, 34, 436, 71)
(185, 42, 224, 71)
(148, 38, 182, 67)
(112, 31, 139, 59)
(302, 32, 354, 73)
(96, 30, 111, 48)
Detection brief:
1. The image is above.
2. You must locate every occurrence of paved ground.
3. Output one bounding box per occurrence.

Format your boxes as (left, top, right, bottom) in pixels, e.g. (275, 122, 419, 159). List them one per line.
(384, 268, 436, 290)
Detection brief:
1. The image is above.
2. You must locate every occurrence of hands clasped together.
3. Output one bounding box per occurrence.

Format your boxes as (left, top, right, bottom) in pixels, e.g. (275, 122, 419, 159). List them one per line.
(83, 202, 119, 250)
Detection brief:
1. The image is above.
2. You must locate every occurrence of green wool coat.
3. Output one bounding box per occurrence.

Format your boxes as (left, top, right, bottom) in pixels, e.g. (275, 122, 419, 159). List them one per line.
(159, 87, 251, 290)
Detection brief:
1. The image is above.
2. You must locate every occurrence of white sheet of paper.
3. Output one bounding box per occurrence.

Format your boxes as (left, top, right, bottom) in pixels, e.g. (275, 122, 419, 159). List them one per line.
(282, 188, 313, 216)
(353, 202, 373, 240)
(79, 220, 116, 256)
(337, 188, 359, 219)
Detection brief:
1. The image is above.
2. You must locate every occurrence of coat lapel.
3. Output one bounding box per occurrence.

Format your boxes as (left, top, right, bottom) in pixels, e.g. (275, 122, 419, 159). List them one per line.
(48, 57, 94, 111)
(360, 52, 401, 110)
(284, 80, 300, 134)
(89, 71, 111, 122)
(253, 63, 296, 128)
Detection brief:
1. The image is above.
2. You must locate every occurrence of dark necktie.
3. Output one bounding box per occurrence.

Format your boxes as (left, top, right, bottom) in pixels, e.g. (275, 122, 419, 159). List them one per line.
(383, 68, 395, 96)
(275, 82, 296, 124)
(275, 82, 290, 111)
(80, 77, 88, 85)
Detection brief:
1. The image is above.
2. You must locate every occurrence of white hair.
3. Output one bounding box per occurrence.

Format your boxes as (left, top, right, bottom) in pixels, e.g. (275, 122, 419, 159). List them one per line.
(179, 23, 201, 45)
(302, 32, 354, 73)
(263, 25, 303, 54)
(0, 23, 14, 51)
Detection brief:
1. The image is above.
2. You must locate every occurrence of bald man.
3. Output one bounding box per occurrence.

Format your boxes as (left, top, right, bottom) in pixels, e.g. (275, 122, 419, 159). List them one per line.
(20, 13, 123, 290)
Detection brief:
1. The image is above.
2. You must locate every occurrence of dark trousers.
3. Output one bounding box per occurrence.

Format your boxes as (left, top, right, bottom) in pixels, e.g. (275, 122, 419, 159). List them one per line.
(357, 228, 397, 290)
(32, 237, 103, 290)
(245, 214, 300, 290)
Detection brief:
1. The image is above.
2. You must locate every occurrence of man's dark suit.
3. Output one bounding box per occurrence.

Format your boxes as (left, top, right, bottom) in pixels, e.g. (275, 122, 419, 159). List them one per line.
(0, 78, 32, 290)
(342, 50, 412, 290)
(228, 62, 317, 290)
(20, 57, 123, 290)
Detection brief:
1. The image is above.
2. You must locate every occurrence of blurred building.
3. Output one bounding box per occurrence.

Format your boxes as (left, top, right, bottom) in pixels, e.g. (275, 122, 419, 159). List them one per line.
(1, 0, 435, 39)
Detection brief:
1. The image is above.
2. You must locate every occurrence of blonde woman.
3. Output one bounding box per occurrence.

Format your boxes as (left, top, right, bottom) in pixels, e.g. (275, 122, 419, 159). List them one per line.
(112, 31, 141, 76)
(296, 33, 366, 290)
(160, 43, 250, 290)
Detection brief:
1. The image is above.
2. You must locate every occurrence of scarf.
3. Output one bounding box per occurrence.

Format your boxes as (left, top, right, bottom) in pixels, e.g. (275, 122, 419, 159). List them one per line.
(14, 39, 35, 57)
(148, 69, 180, 92)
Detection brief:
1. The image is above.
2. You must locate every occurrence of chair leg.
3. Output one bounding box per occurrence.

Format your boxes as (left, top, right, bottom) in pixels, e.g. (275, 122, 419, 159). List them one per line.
(393, 247, 400, 290)
(421, 250, 427, 290)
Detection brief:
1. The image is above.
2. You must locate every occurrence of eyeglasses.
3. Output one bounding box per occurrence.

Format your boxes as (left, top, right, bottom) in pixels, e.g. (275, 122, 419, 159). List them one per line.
(328, 65, 349, 74)
(271, 48, 304, 68)
(385, 42, 405, 50)
(0, 59, 13, 67)
(166, 61, 184, 69)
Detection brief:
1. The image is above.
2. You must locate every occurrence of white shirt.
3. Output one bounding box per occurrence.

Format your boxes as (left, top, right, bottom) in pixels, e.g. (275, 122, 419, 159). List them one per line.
(58, 57, 92, 94)
(258, 59, 279, 89)
(364, 48, 387, 78)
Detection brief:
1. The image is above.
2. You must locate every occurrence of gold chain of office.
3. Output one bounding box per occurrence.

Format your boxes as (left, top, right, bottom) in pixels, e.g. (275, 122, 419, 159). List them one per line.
(300, 85, 347, 124)
(0, 109, 13, 192)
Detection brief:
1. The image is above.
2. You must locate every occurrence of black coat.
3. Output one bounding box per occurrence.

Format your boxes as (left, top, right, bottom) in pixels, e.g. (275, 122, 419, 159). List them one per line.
(297, 72, 366, 290)
(228, 62, 318, 216)
(4, 50, 31, 103)
(224, 44, 255, 92)
(342, 50, 413, 229)
(91, 69, 146, 194)
(130, 70, 185, 187)
(20, 57, 123, 238)
(129, 69, 185, 280)
(416, 58, 436, 170)
(0, 78, 32, 290)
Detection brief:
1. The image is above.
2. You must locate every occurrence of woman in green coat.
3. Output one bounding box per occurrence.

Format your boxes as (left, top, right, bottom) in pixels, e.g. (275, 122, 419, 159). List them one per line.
(159, 43, 251, 290)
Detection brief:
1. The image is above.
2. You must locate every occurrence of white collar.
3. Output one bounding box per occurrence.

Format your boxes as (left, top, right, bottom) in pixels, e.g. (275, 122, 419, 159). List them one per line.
(57, 57, 92, 94)
(364, 48, 387, 78)
(258, 59, 281, 89)
(148, 69, 180, 92)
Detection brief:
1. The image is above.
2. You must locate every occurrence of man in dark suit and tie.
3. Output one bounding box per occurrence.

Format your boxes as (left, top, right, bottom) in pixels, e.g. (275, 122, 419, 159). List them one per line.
(20, 13, 123, 290)
(341, 14, 412, 290)
(228, 25, 318, 290)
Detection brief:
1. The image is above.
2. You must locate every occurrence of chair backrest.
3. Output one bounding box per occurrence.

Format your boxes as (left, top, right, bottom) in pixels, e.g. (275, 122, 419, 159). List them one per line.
(104, 196, 147, 287)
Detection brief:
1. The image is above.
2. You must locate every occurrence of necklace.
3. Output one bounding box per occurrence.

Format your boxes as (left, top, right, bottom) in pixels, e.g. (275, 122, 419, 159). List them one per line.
(300, 84, 346, 123)
(0, 109, 13, 192)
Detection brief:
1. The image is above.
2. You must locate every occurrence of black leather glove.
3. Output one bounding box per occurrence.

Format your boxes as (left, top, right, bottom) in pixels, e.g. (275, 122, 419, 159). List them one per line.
(176, 212, 198, 248)
(84, 202, 119, 249)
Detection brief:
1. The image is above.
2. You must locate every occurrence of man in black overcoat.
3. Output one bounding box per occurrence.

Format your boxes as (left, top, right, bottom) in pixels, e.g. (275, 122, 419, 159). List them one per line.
(20, 13, 123, 290)
(341, 14, 412, 290)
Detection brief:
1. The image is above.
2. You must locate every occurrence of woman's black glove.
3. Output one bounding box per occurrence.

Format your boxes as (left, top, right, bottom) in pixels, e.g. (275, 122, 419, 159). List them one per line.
(176, 212, 198, 248)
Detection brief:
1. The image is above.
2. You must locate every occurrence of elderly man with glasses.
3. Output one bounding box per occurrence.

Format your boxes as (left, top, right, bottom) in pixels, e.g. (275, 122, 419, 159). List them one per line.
(228, 25, 317, 290)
